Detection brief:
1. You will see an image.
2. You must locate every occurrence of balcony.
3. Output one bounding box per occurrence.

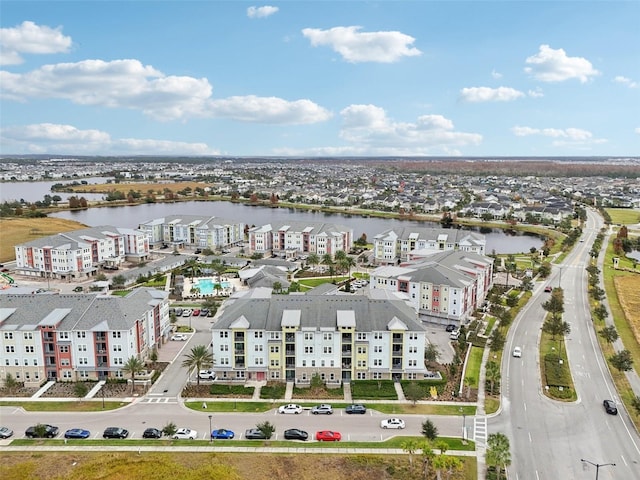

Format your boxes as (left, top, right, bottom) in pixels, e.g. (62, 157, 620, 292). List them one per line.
(341, 347, 352, 355)
(285, 348, 295, 356)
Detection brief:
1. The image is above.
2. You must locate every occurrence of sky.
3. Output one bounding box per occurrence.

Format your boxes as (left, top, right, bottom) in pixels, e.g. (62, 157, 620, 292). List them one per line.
(1, 1, 639, 158)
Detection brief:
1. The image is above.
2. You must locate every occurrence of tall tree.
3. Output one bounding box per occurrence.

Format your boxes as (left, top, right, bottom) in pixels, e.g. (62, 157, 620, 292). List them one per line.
(121, 356, 145, 395)
(182, 345, 214, 386)
(609, 350, 634, 372)
(307, 253, 320, 271)
(485, 361, 501, 396)
(486, 432, 511, 480)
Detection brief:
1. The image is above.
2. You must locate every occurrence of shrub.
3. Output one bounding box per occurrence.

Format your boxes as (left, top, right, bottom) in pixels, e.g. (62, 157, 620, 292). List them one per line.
(351, 380, 398, 399)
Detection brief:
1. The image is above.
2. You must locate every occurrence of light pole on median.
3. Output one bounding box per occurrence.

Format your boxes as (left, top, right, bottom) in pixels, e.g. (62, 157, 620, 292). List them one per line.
(580, 459, 615, 480)
(459, 407, 467, 442)
(208, 414, 212, 443)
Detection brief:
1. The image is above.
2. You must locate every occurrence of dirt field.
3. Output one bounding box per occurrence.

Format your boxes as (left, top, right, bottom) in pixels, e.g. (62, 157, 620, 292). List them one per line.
(0, 217, 88, 263)
(614, 275, 640, 346)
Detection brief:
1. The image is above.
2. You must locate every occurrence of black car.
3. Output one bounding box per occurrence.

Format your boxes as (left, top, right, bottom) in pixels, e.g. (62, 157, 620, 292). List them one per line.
(345, 404, 367, 415)
(142, 427, 163, 439)
(25, 424, 59, 438)
(445, 324, 456, 332)
(603, 399, 618, 415)
(284, 428, 308, 441)
(103, 427, 129, 439)
(244, 428, 270, 440)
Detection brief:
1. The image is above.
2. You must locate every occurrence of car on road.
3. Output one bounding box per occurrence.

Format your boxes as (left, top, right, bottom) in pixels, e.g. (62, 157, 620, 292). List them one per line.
(171, 333, 188, 341)
(25, 424, 59, 438)
(73, 286, 84, 292)
(315, 430, 341, 442)
(380, 418, 405, 429)
(142, 428, 163, 439)
(102, 427, 129, 439)
(513, 346, 522, 358)
(211, 428, 235, 440)
(345, 404, 367, 415)
(278, 403, 303, 414)
(445, 324, 456, 332)
(311, 404, 333, 415)
(173, 428, 198, 439)
(64, 428, 91, 439)
(0, 426, 14, 439)
(199, 369, 216, 380)
(544, 286, 553, 293)
(284, 428, 308, 441)
(244, 428, 271, 440)
(603, 399, 618, 415)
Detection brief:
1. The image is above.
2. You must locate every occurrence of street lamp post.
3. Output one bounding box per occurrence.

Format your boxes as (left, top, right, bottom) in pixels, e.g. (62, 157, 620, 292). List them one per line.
(580, 459, 615, 479)
(208, 414, 212, 443)
(459, 407, 467, 442)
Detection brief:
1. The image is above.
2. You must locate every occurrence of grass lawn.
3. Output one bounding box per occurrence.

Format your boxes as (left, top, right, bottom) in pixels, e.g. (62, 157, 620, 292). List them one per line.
(0, 400, 128, 411)
(465, 346, 484, 389)
(539, 329, 577, 402)
(605, 208, 640, 225)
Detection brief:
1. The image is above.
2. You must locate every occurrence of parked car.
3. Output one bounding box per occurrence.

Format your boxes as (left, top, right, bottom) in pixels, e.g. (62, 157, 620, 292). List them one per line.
(449, 330, 460, 340)
(0, 426, 14, 439)
(315, 430, 341, 442)
(211, 428, 235, 440)
(64, 428, 91, 439)
(513, 346, 522, 358)
(380, 418, 405, 429)
(25, 424, 59, 438)
(199, 309, 209, 316)
(192, 309, 201, 316)
(284, 428, 308, 441)
(171, 333, 188, 341)
(445, 324, 456, 332)
(345, 404, 367, 415)
(174, 307, 183, 316)
(73, 286, 84, 292)
(311, 404, 333, 415)
(182, 309, 192, 317)
(102, 427, 129, 439)
(142, 427, 163, 439)
(544, 286, 553, 293)
(278, 403, 303, 414)
(603, 399, 618, 415)
(172, 428, 198, 439)
(244, 428, 271, 440)
(198, 370, 216, 380)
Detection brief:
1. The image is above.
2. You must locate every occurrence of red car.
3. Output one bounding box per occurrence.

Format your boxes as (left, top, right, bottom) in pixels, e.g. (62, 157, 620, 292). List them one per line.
(192, 309, 201, 316)
(315, 430, 341, 442)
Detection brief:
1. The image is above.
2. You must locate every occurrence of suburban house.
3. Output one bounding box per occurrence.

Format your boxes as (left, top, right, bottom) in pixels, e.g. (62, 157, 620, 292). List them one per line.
(368, 250, 493, 326)
(247, 221, 353, 259)
(372, 227, 486, 265)
(13, 225, 149, 279)
(210, 291, 430, 384)
(137, 215, 244, 250)
(0, 288, 170, 387)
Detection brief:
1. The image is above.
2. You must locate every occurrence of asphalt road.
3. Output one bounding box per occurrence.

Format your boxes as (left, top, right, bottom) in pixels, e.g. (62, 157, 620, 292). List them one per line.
(490, 209, 640, 479)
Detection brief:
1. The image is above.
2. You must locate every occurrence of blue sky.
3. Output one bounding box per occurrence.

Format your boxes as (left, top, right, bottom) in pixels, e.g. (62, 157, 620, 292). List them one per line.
(1, 1, 638, 157)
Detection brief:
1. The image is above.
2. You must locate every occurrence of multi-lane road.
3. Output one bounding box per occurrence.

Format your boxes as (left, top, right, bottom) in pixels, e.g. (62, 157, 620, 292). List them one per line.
(490, 209, 640, 479)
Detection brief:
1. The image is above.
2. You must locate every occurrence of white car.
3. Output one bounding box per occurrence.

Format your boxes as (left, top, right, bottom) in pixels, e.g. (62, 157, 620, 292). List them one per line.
(171, 333, 188, 341)
(172, 428, 198, 439)
(513, 346, 522, 358)
(278, 403, 303, 414)
(380, 418, 405, 429)
(198, 370, 216, 380)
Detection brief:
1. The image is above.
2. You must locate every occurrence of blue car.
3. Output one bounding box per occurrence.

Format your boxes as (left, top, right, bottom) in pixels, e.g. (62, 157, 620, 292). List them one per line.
(210, 428, 235, 440)
(64, 428, 91, 439)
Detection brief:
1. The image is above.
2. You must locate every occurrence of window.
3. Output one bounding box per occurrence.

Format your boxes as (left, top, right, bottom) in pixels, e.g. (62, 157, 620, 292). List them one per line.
(323, 346, 332, 354)
(357, 332, 367, 341)
(357, 360, 367, 368)
(61, 359, 70, 366)
(374, 345, 382, 353)
(59, 332, 69, 339)
(5, 346, 14, 353)
(270, 359, 279, 367)
(254, 331, 263, 338)
(254, 345, 263, 352)
(24, 332, 33, 340)
(374, 332, 383, 340)
(220, 344, 229, 352)
(373, 359, 382, 366)
(409, 333, 418, 340)
(78, 357, 88, 365)
(357, 372, 367, 380)
(304, 332, 314, 341)
(269, 332, 281, 340)
(220, 358, 229, 365)
(357, 346, 366, 354)
(113, 357, 124, 365)
(304, 346, 314, 354)
(76, 331, 85, 339)
(3, 332, 13, 340)
(323, 332, 333, 341)
(219, 331, 229, 338)
(270, 345, 279, 353)
(59, 345, 69, 353)
(25, 346, 35, 353)
(408, 346, 417, 353)
(235, 371, 245, 379)
(270, 371, 280, 379)
(62, 371, 72, 379)
(302, 360, 306, 367)
(408, 360, 417, 367)
(372, 372, 382, 379)
(254, 358, 264, 365)
(78, 345, 87, 352)
(113, 345, 122, 352)
(311, 360, 316, 367)
(112, 332, 121, 339)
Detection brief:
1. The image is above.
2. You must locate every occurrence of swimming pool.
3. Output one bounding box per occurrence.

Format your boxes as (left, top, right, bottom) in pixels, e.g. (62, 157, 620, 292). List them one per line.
(195, 278, 231, 295)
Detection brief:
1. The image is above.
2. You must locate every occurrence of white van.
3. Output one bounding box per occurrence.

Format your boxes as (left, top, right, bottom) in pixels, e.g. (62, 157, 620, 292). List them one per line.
(449, 330, 461, 340)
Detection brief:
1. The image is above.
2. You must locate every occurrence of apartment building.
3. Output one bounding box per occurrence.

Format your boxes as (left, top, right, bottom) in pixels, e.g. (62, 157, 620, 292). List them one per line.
(248, 221, 353, 258)
(372, 227, 486, 265)
(14, 225, 149, 279)
(369, 250, 493, 326)
(0, 288, 170, 387)
(210, 291, 429, 384)
(138, 215, 245, 250)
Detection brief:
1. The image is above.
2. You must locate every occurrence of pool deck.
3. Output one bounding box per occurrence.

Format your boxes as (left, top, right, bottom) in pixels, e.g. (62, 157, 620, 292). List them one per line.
(182, 276, 243, 298)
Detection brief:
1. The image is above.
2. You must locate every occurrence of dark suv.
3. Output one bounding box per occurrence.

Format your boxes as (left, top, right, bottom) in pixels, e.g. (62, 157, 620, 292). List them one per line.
(603, 399, 618, 415)
(103, 427, 129, 439)
(25, 424, 59, 438)
(345, 404, 367, 414)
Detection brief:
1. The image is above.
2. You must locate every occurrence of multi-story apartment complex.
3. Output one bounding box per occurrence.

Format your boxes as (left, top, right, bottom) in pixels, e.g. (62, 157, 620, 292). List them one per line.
(0, 288, 170, 387)
(248, 221, 353, 258)
(14, 225, 149, 279)
(210, 291, 429, 384)
(138, 214, 244, 250)
(372, 227, 486, 265)
(369, 250, 493, 326)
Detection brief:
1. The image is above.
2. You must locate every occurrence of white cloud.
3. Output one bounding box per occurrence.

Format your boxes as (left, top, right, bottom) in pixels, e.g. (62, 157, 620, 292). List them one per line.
(614, 76, 638, 88)
(247, 6, 279, 18)
(527, 88, 544, 98)
(524, 44, 599, 83)
(0, 59, 331, 124)
(302, 26, 421, 63)
(511, 125, 606, 148)
(460, 86, 525, 103)
(0, 21, 72, 66)
(0, 123, 219, 155)
(491, 69, 502, 79)
(337, 104, 481, 154)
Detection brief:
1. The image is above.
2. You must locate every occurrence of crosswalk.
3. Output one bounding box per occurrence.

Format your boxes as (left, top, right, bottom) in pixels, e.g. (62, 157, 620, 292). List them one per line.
(473, 416, 488, 448)
(141, 397, 178, 404)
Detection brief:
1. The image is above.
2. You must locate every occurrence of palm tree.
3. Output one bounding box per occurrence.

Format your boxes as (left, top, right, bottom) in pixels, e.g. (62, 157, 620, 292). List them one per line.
(182, 345, 214, 386)
(485, 361, 501, 396)
(121, 356, 145, 395)
(321, 253, 333, 274)
(307, 253, 319, 271)
(401, 439, 419, 467)
(486, 432, 511, 479)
